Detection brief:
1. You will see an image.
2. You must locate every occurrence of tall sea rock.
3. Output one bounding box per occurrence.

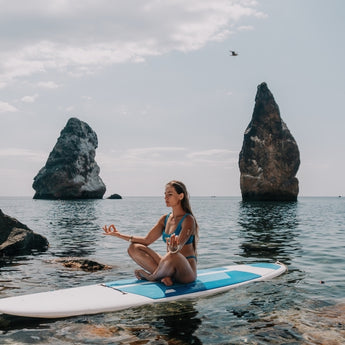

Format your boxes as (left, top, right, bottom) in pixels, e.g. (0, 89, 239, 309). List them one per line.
(239, 83, 300, 201)
(33, 117, 106, 199)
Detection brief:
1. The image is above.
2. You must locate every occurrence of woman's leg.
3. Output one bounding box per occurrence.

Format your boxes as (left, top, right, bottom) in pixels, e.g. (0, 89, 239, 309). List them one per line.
(136, 252, 197, 285)
(127, 243, 161, 273)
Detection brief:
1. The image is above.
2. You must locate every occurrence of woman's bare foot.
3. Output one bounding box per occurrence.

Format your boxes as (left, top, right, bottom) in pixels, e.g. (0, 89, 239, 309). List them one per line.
(135, 269, 151, 281)
(161, 276, 173, 286)
(135, 270, 173, 286)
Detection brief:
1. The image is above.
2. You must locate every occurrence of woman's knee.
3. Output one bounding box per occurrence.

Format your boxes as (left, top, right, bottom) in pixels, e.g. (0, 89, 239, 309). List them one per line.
(161, 251, 174, 262)
(127, 243, 142, 257)
(162, 251, 182, 264)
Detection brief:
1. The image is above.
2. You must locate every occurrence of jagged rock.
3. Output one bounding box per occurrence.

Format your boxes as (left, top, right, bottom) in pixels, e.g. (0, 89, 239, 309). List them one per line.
(0, 209, 49, 256)
(32, 117, 106, 199)
(53, 258, 112, 272)
(107, 194, 122, 199)
(239, 83, 300, 201)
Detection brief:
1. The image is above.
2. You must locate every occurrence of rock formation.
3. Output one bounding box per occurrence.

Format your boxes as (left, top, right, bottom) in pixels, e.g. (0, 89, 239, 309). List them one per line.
(239, 83, 300, 201)
(33, 117, 106, 199)
(53, 258, 112, 272)
(107, 193, 122, 199)
(0, 209, 49, 256)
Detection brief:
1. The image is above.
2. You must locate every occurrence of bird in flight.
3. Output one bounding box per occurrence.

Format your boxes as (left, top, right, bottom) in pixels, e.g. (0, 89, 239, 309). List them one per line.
(229, 50, 238, 56)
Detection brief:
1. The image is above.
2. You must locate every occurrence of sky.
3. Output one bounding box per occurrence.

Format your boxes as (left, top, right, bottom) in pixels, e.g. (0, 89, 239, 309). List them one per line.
(0, 0, 344, 197)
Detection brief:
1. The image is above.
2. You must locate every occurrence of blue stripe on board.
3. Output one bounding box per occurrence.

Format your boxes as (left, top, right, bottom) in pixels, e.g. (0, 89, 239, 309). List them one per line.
(106, 278, 138, 286)
(105, 267, 229, 289)
(106, 270, 261, 300)
(249, 263, 280, 270)
(196, 267, 227, 274)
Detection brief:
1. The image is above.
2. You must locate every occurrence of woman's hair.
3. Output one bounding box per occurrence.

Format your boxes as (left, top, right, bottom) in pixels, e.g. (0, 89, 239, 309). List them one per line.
(166, 180, 199, 252)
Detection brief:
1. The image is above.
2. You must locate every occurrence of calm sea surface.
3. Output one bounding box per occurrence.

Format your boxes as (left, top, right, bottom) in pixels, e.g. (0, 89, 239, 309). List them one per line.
(0, 196, 344, 344)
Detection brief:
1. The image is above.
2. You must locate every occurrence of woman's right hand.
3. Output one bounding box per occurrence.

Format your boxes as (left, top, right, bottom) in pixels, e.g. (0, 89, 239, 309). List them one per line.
(103, 224, 120, 237)
(167, 234, 181, 253)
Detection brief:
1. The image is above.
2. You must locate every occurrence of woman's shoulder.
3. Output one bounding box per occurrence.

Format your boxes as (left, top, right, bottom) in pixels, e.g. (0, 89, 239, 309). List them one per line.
(158, 213, 170, 224)
(184, 213, 194, 219)
(183, 213, 195, 226)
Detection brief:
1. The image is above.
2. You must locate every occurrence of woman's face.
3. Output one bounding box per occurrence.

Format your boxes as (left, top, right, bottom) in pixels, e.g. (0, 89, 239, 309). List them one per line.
(164, 185, 183, 207)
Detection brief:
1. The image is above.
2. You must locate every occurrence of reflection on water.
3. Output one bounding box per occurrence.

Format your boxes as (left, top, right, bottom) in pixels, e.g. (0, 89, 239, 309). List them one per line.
(47, 200, 100, 257)
(154, 302, 202, 345)
(237, 201, 301, 263)
(0, 302, 203, 344)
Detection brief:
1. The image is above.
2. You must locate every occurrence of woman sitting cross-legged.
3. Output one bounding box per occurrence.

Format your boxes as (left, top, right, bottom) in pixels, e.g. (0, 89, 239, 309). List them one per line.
(103, 180, 198, 286)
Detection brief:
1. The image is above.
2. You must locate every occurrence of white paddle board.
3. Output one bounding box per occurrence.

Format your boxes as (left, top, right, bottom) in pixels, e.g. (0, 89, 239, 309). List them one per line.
(0, 262, 286, 318)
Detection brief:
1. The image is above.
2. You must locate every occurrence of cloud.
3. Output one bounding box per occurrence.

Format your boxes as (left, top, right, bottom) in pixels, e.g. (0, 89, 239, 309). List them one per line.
(0, 101, 18, 113)
(21, 94, 39, 103)
(187, 148, 238, 163)
(237, 25, 254, 31)
(0, 0, 265, 86)
(98, 147, 187, 171)
(0, 148, 46, 162)
(37, 81, 60, 89)
(98, 146, 237, 172)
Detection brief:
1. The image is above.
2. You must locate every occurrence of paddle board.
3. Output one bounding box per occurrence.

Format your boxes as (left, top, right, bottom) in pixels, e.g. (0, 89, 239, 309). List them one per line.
(0, 262, 286, 318)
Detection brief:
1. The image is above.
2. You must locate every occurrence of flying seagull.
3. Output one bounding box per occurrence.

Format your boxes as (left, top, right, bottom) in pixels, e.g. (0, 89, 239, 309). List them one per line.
(229, 50, 238, 56)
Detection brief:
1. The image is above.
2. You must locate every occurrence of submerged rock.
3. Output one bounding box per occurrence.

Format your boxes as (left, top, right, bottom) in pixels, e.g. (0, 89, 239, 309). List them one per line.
(239, 83, 300, 201)
(53, 258, 112, 272)
(270, 301, 345, 344)
(33, 117, 106, 199)
(0, 209, 49, 256)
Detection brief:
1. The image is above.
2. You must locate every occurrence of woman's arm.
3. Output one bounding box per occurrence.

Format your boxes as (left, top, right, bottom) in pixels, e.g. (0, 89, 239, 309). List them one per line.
(103, 214, 166, 246)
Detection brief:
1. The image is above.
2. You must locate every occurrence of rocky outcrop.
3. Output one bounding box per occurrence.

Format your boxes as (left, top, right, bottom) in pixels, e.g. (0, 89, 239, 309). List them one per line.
(0, 209, 49, 256)
(107, 194, 122, 199)
(239, 83, 300, 201)
(53, 258, 112, 272)
(33, 117, 106, 199)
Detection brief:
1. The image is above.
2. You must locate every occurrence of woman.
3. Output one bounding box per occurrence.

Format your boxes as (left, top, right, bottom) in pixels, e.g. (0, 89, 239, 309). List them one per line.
(103, 180, 198, 286)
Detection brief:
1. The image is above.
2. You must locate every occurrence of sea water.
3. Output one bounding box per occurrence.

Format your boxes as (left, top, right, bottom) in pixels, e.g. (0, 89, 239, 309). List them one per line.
(0, 196, 344, 344)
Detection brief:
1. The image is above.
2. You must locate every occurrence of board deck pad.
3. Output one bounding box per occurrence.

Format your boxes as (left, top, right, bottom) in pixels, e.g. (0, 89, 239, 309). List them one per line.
(0, 262, 287, 318)
(105, 270, 261, 299)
